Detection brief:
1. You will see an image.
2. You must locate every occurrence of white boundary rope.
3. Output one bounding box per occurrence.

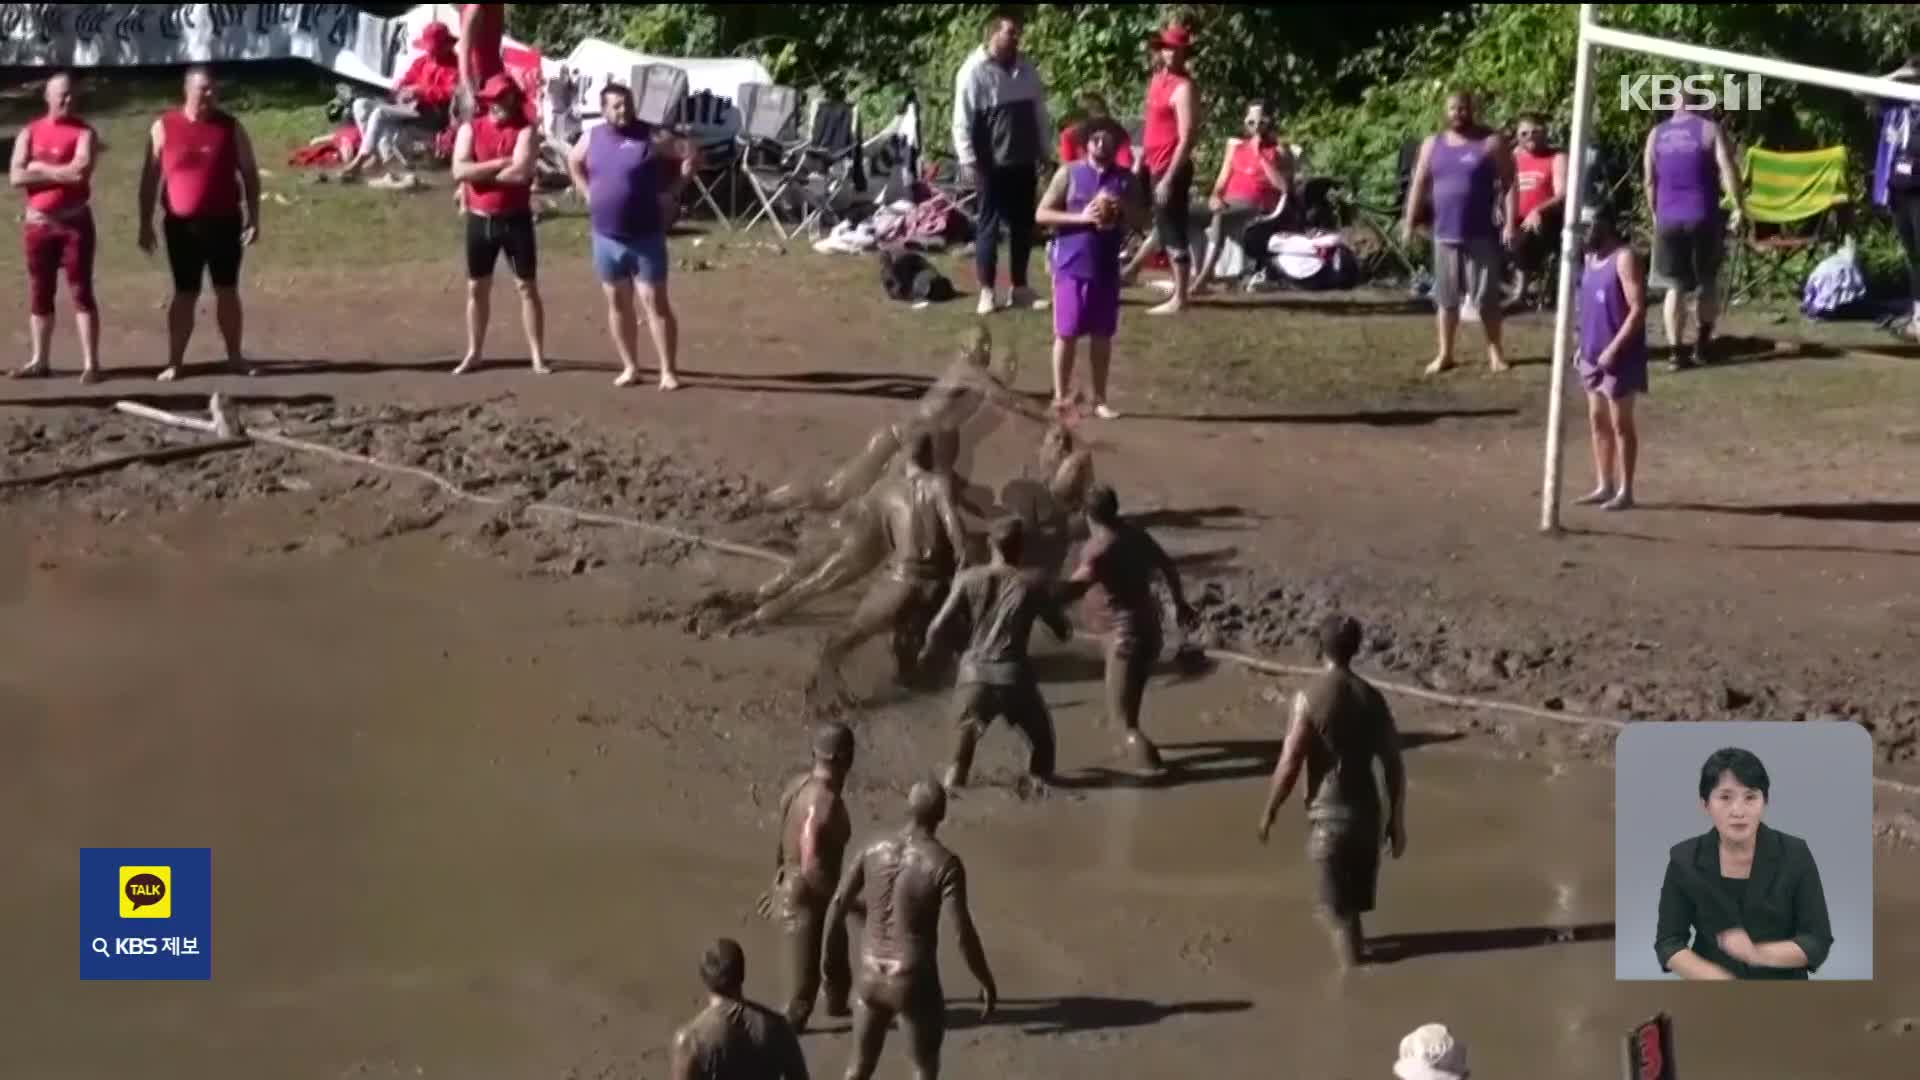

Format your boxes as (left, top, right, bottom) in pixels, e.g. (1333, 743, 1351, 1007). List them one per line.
(107, 396, 1920, 799)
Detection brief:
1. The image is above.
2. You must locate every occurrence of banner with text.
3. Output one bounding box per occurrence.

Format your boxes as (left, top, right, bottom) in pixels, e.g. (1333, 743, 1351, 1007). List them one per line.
(0, 4, 405, 88)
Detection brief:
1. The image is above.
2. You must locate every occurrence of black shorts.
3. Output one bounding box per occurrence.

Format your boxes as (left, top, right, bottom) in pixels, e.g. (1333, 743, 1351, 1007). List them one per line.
(1516, 216, 1561, 275)
(1308, 819, 1381, 917)
(1149, 160, 1195, 260)
(162, 214, 244, 294)
(465, 210, 537, 281)
(1653, 220, 1723, 293)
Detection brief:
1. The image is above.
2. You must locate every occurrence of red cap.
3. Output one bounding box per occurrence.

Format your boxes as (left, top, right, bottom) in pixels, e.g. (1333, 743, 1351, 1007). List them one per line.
(478, 72, 518, 102)
(1151, 24, 1193, 49)
(414, 22, 456, 51)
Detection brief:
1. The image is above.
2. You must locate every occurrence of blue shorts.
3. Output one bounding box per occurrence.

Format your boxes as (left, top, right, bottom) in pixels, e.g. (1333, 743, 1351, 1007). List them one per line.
(590, 231, 669, 286)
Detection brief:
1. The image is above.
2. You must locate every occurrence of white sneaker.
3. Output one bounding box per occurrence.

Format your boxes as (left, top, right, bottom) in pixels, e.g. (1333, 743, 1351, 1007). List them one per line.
(1009, 286, 1048, 311)
(976, 290, 998, 316)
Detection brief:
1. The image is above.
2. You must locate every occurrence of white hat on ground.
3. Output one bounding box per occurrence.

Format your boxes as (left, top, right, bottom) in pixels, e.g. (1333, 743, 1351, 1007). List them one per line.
(1394, 1022, 1469, 1080)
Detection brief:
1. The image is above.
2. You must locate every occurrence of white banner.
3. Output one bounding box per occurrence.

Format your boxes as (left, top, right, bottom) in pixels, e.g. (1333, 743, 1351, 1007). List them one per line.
(0, 4, 404, 87)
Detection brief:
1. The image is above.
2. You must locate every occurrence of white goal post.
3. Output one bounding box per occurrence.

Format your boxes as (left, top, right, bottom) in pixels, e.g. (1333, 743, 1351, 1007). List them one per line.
(1539, 4, 1920, 533)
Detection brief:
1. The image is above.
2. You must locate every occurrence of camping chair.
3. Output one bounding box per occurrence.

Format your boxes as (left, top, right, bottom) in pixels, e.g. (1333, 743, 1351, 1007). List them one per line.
(679, 89, 741, 225)
(1323, 136, 1423, 287)
(1725, 145, 1852, 304)
(743, 92, 861, 239)
(630, 63, 690, 128)
(734, 83, 802, 234)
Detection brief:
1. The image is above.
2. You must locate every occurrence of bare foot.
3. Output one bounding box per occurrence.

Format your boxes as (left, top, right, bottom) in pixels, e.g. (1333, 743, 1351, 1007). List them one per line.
(613, 368, 639, 387)
(78, 367, 101, 385)
(1573, 487, 1614, 506)
(1487, 348, 1511, 373)
(1423, 355, 1456, 377)
(11, 360, 49, 379)
(531, 359, 553, 375)
(1602, 491, 1635, 512)
(1146, 298, 1185, 316)
(656, 372, 682, 392)
(156, 365, 182, 382)
(451, 354, 479, 375)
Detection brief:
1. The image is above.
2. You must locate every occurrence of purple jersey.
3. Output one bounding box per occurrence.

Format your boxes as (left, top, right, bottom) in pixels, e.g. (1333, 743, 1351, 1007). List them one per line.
(1429, 134, 1499, 244)
(1051, 161, 1132, 283)
(1651, 113, 1720, 227)
(585, 121, 663, 241)
(1577, 247, 1648, 397)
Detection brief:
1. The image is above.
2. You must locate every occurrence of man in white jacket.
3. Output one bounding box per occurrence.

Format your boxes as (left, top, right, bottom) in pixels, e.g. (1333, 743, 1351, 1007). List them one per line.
(952, 9, 1052, 316)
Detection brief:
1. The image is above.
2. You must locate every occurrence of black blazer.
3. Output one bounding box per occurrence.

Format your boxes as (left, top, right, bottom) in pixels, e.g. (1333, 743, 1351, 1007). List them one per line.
(1653, 822, 1834, 980)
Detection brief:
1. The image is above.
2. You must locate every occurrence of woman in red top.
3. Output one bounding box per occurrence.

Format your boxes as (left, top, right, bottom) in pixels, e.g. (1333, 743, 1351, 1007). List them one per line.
(1194, 100, 1293, 293)
(340, 22, 461, 187)
(1122, 23, 1201, 315)
(8, 73, 100, 381)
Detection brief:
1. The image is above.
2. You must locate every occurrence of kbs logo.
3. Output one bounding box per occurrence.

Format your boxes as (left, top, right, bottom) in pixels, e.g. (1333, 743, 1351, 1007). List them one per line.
(119, 865, 171, 918)
(1619, 73, 1763, 113)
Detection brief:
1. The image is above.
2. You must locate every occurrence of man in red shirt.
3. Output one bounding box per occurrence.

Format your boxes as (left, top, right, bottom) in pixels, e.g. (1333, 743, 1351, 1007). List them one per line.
(1126, 23, 1202, 316)
(9, 72, 101, 383)
(137, 67, 262, 383)
(1512, 112, 1569, 308)
(339, 21, 461, 187)
(458, 3, 507, 121)
(452, 73, 547, 376)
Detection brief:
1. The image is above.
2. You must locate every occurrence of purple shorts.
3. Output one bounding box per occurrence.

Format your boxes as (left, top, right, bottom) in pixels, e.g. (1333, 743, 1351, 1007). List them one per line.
(1053, 274, 1121, 340)
(1577, 355, 1649, 400)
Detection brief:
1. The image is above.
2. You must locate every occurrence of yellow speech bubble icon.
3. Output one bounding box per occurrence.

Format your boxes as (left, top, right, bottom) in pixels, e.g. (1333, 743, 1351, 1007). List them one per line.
(119, 866, 172, 919)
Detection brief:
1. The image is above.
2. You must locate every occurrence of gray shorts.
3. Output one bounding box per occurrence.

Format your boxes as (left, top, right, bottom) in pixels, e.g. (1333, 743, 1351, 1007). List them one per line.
(1432, 235, 1503, 312)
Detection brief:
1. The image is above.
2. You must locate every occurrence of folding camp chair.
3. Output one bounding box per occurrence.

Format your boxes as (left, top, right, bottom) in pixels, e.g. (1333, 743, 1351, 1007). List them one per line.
(1322, 137, 1423, 287)
(734, 83, 802, 235)
(1725, 145, 1851, 303)
(679, 89, 741, 226)
(742, 92, 861, 239)
(629, 63, 690, 128)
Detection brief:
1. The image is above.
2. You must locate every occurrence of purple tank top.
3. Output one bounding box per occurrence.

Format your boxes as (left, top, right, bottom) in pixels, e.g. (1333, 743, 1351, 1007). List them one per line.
(586, 121, 662, 241)
(1578, 248, 1647, 372)
(1651, 114, 1720, 227)
(1051, 161, 1132, 283)
(1429, 134, 1498, 244)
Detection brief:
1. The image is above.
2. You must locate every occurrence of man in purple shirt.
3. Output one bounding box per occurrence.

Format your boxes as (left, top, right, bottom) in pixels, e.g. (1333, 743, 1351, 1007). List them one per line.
(1642, 98, 1744, 370)
(1402, 91, 1519, 377)
(567, 83, 694, 390)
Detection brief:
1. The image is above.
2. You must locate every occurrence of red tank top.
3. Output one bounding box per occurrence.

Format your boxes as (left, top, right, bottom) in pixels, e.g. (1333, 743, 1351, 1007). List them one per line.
(1142, 70, 1190, 175)
(159, 108, 241, 219)
(21, 116, 92, 215)
(464, 116, 530, 215)
(1514, 148, 1559, 220)
(1222, 138, 1283, 211)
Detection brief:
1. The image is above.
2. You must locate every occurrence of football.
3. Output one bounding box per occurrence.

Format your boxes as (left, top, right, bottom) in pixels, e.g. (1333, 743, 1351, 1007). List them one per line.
(1089, 193, 1122, 229)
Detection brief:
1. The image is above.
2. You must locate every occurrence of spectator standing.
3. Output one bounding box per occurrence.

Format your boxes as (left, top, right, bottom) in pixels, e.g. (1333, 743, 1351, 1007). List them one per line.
(953, 8, 1052, 317)
(1572, 206, 1649, 513)
(9, 73, 100, 382)
(137, 66, 261, 383)
(457, 4, 507, 121)
(1511, 112, 1569, 308)
(1035, 116, 1144, 419)
(1128, 22, 1201, 316)
(567, 83, 692, 390)
(1402, 90, 1517, 376)
(1643, 98, 1744, 369)
(1876, 57, 1920, 341)
(1193, 99, 1293, 294)
(338, 21, 460, 188)
(452, 74, 548, 376)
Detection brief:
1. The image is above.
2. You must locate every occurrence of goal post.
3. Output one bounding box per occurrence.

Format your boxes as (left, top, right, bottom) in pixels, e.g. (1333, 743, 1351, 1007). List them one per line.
(1539, 4, 1920, 533)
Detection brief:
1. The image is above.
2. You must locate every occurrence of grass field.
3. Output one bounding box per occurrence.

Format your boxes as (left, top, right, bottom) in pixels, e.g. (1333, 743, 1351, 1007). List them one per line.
(6, 66, 1920, 439)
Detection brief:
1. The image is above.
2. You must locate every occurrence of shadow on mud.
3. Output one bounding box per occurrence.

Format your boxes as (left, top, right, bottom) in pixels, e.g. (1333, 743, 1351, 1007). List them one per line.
(1365, 921, 1616, 965)
(948, 995, 1253, 1035)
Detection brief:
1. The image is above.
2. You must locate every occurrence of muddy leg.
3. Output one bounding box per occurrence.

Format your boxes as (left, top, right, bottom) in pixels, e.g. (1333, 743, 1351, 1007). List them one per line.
(782, 894, 827, 1031)
(1012, 681, 1058, 782)
(821, 910, 852, 1019)
(754, 521, 885, 627)
(1105, 634, 1163, 770)
(813, 578, 910, 707)
(765, 428, 899, 513)
(945, 685, 989, 790)
(843, 994, 893, 1080)
(903, 993, 948, 1080)
(889, 583, 943, 687)
(1317, 908, 1365, 970)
